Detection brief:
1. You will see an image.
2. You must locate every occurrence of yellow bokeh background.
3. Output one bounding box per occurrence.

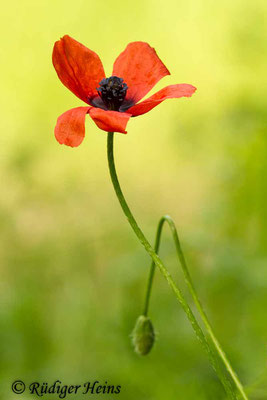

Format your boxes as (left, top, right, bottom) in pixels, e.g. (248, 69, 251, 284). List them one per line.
(0, 0, 266, 399)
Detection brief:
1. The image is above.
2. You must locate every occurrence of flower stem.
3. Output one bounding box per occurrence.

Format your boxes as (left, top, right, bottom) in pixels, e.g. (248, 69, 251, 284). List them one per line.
(143, 215, 248, 400)
(107, 132, 248, 400)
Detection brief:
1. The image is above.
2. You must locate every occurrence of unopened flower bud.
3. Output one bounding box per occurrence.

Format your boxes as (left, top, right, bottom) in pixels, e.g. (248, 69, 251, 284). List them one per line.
(132, 315, 155, 356)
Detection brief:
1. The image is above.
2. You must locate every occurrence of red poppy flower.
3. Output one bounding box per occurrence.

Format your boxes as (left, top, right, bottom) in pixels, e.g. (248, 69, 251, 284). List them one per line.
(52, 35, 196, 147)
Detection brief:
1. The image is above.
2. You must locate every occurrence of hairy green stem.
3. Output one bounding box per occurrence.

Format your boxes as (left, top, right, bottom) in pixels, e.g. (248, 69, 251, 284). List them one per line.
(107, 132, 247, 400)
(143, 215, 248, 400)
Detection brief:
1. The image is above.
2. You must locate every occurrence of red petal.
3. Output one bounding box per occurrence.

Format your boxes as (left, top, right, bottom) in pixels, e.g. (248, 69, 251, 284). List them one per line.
(52, 35, 105, 104)
(113, 42, 170, 104)
(55, 107, 90, 147)
(127, 84, 197, 116)
(89, 108, 131, 134)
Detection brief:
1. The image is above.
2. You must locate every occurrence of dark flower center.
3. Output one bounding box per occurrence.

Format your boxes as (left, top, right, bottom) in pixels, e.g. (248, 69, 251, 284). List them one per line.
(97, 76, 128, 111)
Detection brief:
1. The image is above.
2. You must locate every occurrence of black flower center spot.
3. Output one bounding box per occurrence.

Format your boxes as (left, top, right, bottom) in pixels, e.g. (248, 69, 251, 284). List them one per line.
(97, 76, 128, 111)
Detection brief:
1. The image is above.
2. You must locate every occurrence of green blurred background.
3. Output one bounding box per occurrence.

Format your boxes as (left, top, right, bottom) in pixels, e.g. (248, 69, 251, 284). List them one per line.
(0, 0, 267, 399)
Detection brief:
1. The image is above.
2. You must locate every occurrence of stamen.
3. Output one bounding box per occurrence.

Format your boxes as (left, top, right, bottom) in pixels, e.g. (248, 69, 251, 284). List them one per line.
(97, 76, 128, 111)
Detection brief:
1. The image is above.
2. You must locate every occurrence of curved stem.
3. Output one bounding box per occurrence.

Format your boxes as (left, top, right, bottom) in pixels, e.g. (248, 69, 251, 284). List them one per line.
(107, 132, 247, 400)
(144, 215, 248, 400)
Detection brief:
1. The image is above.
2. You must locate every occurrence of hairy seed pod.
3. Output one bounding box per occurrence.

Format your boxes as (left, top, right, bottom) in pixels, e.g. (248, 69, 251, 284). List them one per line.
(132, 315, 155, 356)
